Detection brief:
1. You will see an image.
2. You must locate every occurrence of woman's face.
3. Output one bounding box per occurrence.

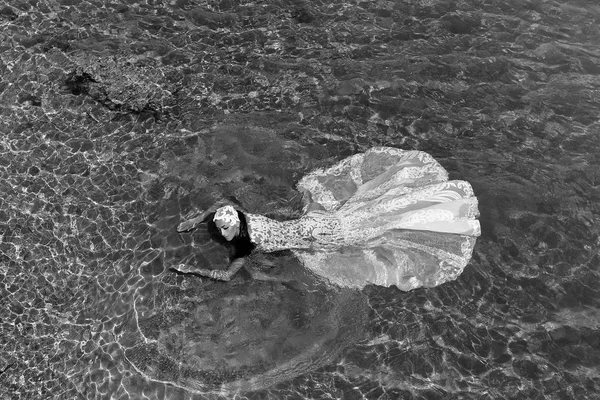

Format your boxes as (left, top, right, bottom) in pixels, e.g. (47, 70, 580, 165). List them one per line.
(215, 219, 240, 241)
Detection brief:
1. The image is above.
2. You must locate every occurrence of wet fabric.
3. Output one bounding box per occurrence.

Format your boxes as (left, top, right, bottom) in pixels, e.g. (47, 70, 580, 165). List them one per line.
(247, 147, 481, 290)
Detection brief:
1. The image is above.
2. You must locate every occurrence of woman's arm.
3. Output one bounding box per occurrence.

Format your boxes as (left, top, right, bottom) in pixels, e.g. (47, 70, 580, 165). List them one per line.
(174, 257, 246, 282)
(176, 203, 221, 232)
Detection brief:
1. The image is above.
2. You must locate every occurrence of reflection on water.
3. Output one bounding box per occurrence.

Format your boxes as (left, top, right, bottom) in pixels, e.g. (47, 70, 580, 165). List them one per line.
(1, 0, 600, 398)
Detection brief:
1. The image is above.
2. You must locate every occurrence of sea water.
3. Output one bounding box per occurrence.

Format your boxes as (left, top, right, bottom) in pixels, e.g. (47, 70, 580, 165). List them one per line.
(1, 0, 599, 399)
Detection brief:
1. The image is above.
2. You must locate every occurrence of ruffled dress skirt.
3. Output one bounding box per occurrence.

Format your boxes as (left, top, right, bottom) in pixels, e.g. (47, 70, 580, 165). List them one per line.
(294, 147, 481, 291)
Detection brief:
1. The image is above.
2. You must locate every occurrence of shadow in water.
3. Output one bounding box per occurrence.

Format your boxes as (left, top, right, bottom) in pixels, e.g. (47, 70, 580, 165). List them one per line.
(118, 252, 369, 396)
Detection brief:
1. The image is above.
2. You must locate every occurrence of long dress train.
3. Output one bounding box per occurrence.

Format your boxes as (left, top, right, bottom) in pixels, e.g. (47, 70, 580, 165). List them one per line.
(246, 147, 480, 290)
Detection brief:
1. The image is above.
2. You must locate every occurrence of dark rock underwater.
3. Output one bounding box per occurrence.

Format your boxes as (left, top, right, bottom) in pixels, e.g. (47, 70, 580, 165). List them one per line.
(1, 0, 599, 399)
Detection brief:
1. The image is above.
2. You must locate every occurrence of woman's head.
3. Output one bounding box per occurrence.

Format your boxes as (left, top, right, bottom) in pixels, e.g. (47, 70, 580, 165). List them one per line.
(209, 205, 255, 259)
(213, 205, 240, 241)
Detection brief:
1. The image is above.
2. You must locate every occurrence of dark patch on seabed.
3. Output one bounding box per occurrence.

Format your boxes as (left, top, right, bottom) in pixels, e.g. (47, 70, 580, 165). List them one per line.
(1, 0, 600, 399)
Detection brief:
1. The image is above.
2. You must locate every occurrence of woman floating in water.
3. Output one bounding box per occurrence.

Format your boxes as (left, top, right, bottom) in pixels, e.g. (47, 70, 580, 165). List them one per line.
(175, 147, 480, 290)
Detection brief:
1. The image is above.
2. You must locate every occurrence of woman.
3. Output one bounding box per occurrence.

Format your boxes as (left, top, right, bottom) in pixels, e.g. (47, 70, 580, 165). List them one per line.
(174, 204, 262, 281)
(175, 147, 480, 290)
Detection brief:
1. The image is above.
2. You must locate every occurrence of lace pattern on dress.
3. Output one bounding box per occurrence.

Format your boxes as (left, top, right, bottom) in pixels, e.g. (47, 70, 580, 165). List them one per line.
(251, 147, 480, 291)
(247, 212, 344, 253)
(297, 153, 365, 212)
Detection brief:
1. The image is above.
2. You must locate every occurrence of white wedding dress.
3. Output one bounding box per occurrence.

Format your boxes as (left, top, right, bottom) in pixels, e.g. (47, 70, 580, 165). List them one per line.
(246, 147, 481, 290)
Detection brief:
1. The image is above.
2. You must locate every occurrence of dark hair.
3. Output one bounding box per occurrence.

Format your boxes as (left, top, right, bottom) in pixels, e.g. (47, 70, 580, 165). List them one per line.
(207, 210, 255, 260)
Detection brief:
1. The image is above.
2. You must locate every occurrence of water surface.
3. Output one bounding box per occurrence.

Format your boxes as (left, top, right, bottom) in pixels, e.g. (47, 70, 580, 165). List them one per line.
(1, 0, 599, 399)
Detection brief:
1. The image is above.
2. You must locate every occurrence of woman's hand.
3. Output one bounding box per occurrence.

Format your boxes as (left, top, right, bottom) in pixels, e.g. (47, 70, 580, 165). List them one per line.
(177, 208, 213, 232)
(173, 264, 196, 273)
(177, 204, 223, 232)
(176, 215, 203, 232)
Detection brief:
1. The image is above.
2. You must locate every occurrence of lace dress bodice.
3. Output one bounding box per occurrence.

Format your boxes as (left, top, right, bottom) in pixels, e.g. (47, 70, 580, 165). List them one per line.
(246, 211, 346, 252)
